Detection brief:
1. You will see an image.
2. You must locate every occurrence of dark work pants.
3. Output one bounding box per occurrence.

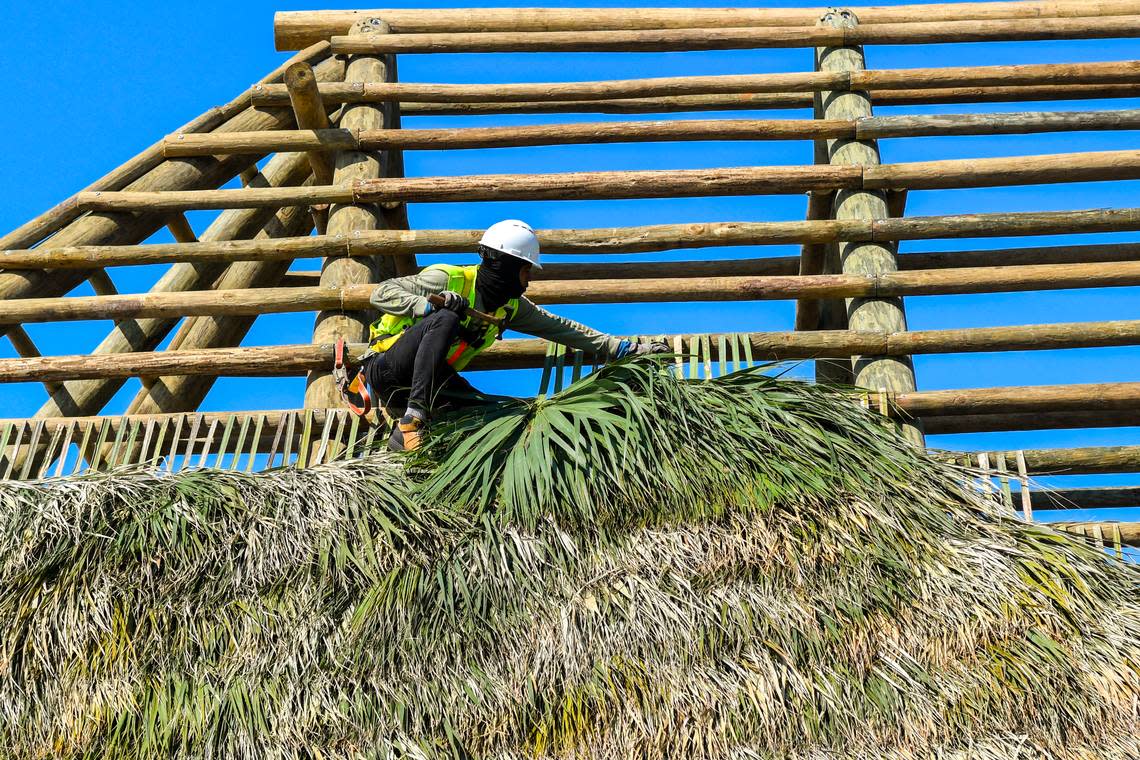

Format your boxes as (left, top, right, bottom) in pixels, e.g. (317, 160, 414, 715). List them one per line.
(362, 309, 482, 417)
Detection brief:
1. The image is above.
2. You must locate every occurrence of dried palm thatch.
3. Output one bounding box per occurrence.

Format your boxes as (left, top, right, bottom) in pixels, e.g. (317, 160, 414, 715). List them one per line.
(0, 360, 1137, 759)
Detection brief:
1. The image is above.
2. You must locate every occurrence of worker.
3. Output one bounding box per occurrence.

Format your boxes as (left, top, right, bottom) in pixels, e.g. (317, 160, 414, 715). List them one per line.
(362, 219, 667, 451)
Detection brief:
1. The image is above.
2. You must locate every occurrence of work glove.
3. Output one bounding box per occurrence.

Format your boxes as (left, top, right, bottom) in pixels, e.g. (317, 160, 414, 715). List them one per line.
(633, 340, 670, 355)
(615, 339, 670, 358)
(438, 290, 468, 315)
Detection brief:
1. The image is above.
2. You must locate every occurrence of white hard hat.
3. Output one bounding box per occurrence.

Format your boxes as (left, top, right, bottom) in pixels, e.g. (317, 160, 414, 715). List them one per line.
(479, 219, 542, 269)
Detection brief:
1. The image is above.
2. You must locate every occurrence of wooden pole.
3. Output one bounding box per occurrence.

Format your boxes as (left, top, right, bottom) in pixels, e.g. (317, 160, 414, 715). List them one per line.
(251, 83, 1140, 115)
(7, 210, 1140, 271)
(924, 410, 1140, 434)
(75, 243, 1140, 288)
(1030, 488, 1140, 511)
(5, 320, 1140, 382)
(85, 270, 118, 297)
(971, 445, 1140, 475)
(160, 110, 1140, 156)
(890, 382, 1140, 417)
(304, 18, 402, 411)
(819, 9, 921, 444)
(250, 61, 1140, 106)
(10, 261, 1140, 323)
(284, 61, 335, 234)
(284, 63, 334, 184)
(78, 150, 1140, 212)
(276, 3, 1140, 46)
(326, 17, 1140, 55)
(165, 213, 197, 243)
(811, 44, 851, 385)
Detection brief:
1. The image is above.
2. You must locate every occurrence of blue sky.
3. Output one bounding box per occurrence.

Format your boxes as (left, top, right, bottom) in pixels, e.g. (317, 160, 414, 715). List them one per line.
(1, 0, 1139, 506)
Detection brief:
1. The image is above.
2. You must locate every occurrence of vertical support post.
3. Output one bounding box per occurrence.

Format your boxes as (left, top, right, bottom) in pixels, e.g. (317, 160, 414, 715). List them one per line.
(811, 34, 852, 386)
(303, 18, 403, 411)
(817, 8, 923, 445)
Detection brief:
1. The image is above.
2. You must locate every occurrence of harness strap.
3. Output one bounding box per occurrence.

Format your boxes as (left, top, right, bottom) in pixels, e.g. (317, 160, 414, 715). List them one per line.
(333, 338, 373, 418)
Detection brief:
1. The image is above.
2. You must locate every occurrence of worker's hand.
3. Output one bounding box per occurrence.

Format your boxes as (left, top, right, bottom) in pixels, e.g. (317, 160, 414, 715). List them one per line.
(615, 339, 670, 358)
(439, 290, 468, 315)
(632, 340, 670, 355)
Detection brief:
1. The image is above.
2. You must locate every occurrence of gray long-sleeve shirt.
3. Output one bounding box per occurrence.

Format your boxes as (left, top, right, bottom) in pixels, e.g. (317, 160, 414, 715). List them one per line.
(369, 268, 623, 357)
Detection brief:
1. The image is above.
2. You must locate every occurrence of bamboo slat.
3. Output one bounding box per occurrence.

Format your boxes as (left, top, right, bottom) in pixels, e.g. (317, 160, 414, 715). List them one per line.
(7, 398, 1140, 481)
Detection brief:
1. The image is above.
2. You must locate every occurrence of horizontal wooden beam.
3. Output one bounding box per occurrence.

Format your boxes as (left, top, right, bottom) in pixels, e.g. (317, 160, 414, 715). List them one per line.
(6, 209, 1139, 272)
(73, 150, 1140, 213)
(893, 382, 1140, 418)
(959, 445, 1140, 475)
(276, 3, 1140, 47)
(7, 261, 1140, 324)
(4, 321, 1140, 382)
(328, 17, 1140, 55)
(250, 61, 1140, 106)
(925, 410, 1140, 434)
(161, 110, 1140, 156)
(363, 84, 1140, 116)
(250, 83, 1140, 116)
(1051, 520, 1140, 546)
(1033, 488, 1140, 510)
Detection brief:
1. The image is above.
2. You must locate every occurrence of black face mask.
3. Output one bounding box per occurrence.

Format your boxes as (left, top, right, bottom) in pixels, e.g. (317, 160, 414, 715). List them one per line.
(476, 251, 527, 310)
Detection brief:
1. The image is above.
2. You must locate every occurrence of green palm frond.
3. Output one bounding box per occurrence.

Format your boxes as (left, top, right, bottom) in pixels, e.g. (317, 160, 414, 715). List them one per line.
(1, 359, 1138, 759)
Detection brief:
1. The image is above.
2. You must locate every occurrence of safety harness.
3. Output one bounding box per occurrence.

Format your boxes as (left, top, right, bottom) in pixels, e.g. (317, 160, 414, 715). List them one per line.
(333, 338, 372, 417)
(367, 264, 519, 371)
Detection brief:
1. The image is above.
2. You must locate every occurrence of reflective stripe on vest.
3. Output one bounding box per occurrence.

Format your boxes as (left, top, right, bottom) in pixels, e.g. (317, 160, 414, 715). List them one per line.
(367, 264, 519, 371)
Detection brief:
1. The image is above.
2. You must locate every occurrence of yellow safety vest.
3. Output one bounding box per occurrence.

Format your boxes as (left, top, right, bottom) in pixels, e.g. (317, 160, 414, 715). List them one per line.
(368, 264, 519, 371)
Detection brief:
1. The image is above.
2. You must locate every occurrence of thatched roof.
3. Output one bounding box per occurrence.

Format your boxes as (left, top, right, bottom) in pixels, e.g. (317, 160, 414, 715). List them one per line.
(1, 361, 1137, 758)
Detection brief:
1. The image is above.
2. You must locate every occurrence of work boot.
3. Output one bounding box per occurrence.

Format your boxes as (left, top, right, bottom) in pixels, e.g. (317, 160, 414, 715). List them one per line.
(388, 413, 426, 452)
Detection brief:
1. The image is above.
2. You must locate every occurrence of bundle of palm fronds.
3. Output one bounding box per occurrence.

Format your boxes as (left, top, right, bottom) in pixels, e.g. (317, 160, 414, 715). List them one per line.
(1, 360, 1137, 759)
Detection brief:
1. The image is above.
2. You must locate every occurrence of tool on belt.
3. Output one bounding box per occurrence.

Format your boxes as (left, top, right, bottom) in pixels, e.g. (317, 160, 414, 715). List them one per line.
(333, 294, 504, 417)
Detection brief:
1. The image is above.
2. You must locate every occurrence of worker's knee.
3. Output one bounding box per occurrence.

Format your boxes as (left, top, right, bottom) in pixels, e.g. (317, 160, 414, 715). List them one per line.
(426, 307, 461, 334)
